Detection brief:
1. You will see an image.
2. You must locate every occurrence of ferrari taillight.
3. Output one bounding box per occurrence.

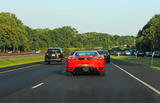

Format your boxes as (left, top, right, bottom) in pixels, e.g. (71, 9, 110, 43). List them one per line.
(69, 57, 76, 60)
(96, 57, 103, 60)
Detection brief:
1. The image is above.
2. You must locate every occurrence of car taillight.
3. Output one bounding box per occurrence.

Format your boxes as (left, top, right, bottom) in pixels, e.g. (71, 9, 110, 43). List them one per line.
(69, 57, 76, 60)
(45, 53, 48, 55)
(58, 53, 62, 55)
(96, 57, 103, 60)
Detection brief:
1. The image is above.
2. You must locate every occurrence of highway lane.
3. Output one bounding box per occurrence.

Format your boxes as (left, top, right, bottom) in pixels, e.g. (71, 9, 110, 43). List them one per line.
(0, 62, 65, 99)
(0, 61, 159, 103)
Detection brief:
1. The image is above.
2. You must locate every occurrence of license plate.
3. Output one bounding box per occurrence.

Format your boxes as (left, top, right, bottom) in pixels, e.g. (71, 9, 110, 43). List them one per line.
(82, 64, 89, 66)
(83, 67, 89, 72)
(52, 54, 55, 56)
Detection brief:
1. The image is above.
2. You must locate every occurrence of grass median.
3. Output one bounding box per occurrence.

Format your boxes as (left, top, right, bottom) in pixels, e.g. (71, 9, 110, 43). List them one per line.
(111, 56, 160, 70)
(0, 56, 44, 68)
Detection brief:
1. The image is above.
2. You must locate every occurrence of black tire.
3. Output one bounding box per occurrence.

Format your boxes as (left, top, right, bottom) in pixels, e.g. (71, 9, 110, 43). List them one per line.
(66, 72, 72, 76)
(48, 61, 50, 65)
(99, 72, 105, 76)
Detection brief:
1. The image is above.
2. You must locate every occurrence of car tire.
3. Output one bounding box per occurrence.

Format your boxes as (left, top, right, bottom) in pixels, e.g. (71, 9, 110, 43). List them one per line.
(66, 72, 72, 76)
(99, 72, 105, 76)
(48, 61, 50, 65)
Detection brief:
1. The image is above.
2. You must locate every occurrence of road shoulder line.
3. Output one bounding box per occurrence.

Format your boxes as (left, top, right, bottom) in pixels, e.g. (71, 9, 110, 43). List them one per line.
(112, 63, 160, 96)
(0, 64, 41, 74)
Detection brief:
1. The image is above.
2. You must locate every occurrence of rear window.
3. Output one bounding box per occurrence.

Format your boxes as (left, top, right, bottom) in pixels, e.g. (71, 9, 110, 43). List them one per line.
(97, 51, 103, 55)
(138, 51, 143, 53)
(97, 50, 109, 55)
(104, 51, 109, 55)
(76, 52, 97, 56)
(155, 51, 160, 54)
(47, 49, 61, 53)
(47, 49, 56, 53)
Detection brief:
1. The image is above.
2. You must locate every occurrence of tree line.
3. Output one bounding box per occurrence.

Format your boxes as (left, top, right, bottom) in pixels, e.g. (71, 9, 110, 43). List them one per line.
(0, 12, 135, 53)
(136, 14, 160, 51)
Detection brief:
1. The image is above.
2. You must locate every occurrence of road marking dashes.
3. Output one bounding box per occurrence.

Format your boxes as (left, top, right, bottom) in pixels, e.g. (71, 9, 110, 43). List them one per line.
(32, 83, 44, 89)
(112, 63, 160, 96)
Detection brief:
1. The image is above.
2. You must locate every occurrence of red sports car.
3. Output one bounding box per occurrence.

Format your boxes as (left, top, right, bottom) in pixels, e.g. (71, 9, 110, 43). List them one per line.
(66, 51, 105, 76)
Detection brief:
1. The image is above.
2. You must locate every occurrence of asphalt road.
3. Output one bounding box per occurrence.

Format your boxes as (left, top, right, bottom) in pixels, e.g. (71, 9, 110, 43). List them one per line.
(0, 60, 159, 103)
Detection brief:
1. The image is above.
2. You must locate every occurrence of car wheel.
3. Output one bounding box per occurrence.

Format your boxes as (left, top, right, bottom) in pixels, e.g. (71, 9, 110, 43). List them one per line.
(99, 72, 105, 76)
(48, 61, 50, 65)
(66, 72, 72, 76)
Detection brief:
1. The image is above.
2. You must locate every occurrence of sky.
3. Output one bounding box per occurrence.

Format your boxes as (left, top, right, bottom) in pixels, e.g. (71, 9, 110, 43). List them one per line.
(0, 0, 160, 36)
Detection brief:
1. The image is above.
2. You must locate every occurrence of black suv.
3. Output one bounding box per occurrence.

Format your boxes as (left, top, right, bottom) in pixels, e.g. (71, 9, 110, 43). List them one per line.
(45, 48, 65, 64)
(97, 50, 110, 63)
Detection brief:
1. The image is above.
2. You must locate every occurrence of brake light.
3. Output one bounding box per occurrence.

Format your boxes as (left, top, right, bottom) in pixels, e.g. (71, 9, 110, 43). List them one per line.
(69, 57, 76, 60)
(58, 53, 62, 55)
(96, 57, 103, 60)
(45, 53, 48, 55)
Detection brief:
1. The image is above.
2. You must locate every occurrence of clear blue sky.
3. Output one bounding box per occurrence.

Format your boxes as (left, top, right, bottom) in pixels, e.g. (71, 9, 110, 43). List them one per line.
(0, 0, 160, 36)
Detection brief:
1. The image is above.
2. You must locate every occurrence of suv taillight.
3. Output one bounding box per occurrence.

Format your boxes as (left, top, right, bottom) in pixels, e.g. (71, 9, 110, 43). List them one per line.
(58, 53, 62, 55)
(96, 57, 103, 60)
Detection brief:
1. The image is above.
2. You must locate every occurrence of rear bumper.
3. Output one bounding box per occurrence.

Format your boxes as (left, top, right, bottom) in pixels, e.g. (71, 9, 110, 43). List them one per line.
(72, 67, 99, 73)
(45, 58, 62, 62)
(67, 63, 105, 72)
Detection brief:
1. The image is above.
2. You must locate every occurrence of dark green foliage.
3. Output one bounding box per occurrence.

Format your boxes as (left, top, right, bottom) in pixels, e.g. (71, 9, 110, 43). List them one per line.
(0, 12, 135, 52)
(136, 14, 160, 51)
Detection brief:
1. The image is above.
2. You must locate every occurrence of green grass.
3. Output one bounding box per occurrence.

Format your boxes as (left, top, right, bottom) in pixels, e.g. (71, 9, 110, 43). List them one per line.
(111, 56, 160, 70)
(0, 56, 44, 68)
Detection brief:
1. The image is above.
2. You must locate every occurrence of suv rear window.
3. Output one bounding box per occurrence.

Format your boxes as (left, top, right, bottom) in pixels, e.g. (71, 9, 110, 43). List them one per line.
(97, 50, 109, 55)
(104, 51, 109, 55)
(97, 51, 103, 55)
(47, 49, 56, 53)
(47, 49, 61, 53)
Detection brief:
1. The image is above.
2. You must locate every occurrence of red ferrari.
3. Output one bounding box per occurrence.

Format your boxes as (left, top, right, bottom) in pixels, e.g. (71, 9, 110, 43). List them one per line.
(66, 51, 105, 76)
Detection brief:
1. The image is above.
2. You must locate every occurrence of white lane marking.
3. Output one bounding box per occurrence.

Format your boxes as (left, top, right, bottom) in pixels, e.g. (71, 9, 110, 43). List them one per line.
(32, 83, 44, 89)
(112, 63, 160, 95)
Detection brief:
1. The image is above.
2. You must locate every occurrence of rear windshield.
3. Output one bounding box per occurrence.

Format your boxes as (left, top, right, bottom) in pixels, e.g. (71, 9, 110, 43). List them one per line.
(47, 49, 60, 53)
(138, 51, 143, 53)
(155, 51, 160, 54)
(97, 51, 103, 55)
(76, 52, 97, 56)
(104, 51, 109, 55)
(97, 50, 109, 55)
